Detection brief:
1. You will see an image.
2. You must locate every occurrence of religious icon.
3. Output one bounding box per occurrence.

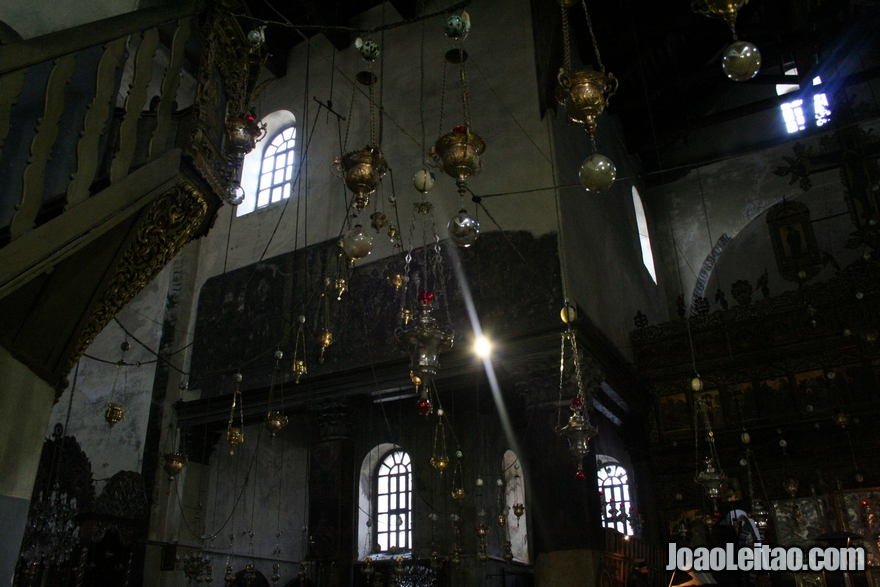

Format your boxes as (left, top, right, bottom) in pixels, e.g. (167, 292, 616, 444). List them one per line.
(766, 200, 823, 283)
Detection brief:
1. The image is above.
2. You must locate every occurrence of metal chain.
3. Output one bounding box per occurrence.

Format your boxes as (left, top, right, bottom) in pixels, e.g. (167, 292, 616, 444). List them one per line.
(581, 0, 606, 73)
(369, 66, 377, 147)
(438, 60, 448, 138)
(569, 331, 586, 399)
(459, 43, 471, 129)
(342, 79, 356, 152)
(561, 3, 572, 73)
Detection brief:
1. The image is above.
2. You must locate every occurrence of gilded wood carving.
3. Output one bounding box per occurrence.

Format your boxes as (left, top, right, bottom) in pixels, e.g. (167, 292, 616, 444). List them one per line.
(69, 179, 210, 382)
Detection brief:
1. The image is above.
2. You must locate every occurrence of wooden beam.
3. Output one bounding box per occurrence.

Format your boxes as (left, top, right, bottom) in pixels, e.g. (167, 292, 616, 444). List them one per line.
(0, 0, 203, 76)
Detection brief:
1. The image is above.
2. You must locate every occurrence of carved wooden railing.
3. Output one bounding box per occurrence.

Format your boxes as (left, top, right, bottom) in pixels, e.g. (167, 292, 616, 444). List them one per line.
(0, 0, 203, 296)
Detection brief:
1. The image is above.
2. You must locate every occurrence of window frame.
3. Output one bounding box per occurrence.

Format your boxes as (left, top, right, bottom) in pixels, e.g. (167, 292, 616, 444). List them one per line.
(373, 449, 412, 555)
(254, 126, 296, 210)
(597, 462, 634, 536)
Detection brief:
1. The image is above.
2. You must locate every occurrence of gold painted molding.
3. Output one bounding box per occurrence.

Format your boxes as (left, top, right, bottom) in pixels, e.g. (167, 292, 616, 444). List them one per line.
(67, 178, 212, 386)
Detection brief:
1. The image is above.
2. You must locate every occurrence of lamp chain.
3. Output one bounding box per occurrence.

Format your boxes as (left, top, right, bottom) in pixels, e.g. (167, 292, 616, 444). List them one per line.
(581, 0, 606, 73)
(560, 3, 572, 73)
(437, 60, 448, 138)
(458, 43, 471, 129)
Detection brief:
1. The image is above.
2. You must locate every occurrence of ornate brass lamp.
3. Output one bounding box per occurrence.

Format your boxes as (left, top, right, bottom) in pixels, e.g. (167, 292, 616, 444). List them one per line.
(332, 147, 389, 211)
(332, 41, 388, 212)
(692, 0, 748, 34)
(263, 349, 288, 436)
(105, 403, 126, 427)
(226, 112, 266, 162)
(162, 452, 188, 482)
(105, 344, 130, 428)
(431, 126, 486, 190)
(555, 1, 617, 142)
(556, 70, 618, 142)
(291, 315, 307, 384)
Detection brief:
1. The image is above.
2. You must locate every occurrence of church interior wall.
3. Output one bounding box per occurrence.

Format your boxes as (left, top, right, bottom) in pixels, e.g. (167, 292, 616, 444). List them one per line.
(647, 115, 880, 320)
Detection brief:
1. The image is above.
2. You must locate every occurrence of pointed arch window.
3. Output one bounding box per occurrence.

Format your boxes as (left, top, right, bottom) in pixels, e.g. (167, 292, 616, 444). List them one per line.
(375, 450, 412, 553)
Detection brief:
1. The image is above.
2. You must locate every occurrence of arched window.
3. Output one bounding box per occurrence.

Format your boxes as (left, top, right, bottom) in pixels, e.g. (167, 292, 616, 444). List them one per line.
(632, 186, 657, 284)
(597, 457, 633, 536)
(375, 450, 412, 553)
(255, 127, 296, 209)
(502, 450, 529, 563)
(237, 110, 296, 216)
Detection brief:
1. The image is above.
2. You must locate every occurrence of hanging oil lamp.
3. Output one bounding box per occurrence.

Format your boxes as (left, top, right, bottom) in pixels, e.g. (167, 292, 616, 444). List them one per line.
(431, 415, 450, 475)
(555, 0, 617, 141)
(502, 540, 514, 563)
(694, 395, 726, 505)
(224, 565, 234, 586)
(162, 452, 188, 482)
(430, 13, 486, 203)
(226, 372, 245, 455)
(783, 477, 799, 498)
(264, 349, 289, 436)
(395, 290, 454, 378)
(105, 341, 131, 427)
(291, 315, 307, 384)
(513, 503, 525, 520)
(555, 0, 618, 193)
(558, 315, 599, 473)
(315, 283, 334, 364)
(695, 456, 726, 501)
(226, 111, 267, 162)
(332, 40, 388, 212)
(451, 451, 466, 500)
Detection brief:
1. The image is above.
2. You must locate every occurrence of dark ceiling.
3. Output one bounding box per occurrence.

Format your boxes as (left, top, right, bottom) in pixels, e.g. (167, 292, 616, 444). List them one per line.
(241, 0, 880, 180)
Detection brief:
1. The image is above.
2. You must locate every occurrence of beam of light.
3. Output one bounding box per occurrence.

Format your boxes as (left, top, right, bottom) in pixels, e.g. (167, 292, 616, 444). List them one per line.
(446, 247, 522, 460)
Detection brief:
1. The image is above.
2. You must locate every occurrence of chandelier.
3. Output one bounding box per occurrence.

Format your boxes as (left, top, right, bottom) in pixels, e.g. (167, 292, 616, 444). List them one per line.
(19, 484, 81, 575)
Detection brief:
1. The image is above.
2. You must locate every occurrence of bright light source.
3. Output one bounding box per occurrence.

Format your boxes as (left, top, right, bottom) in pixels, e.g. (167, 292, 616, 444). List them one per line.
(474, 335, 492, 358)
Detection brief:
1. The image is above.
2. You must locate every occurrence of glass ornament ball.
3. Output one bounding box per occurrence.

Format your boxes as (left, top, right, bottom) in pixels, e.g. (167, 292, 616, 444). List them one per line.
(247, 28, 264, 48)
(416, 398, 432, 415)
(444, 15, 466, 38)
(448, 209, 480, 247)
(359, 40, 380, 62)
(579, 153, 616, 193)
(224, 181, 246, 206)
(575, 470, 586, 481)
(413, 169, 435, 193)
(340, 224, 373, 260)
(722, 41, 762, 82)
(691, 376, 704, 392)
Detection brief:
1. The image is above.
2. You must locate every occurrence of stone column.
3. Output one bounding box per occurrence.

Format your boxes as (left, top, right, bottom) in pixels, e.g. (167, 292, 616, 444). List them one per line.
(0, 347, 56, 586)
